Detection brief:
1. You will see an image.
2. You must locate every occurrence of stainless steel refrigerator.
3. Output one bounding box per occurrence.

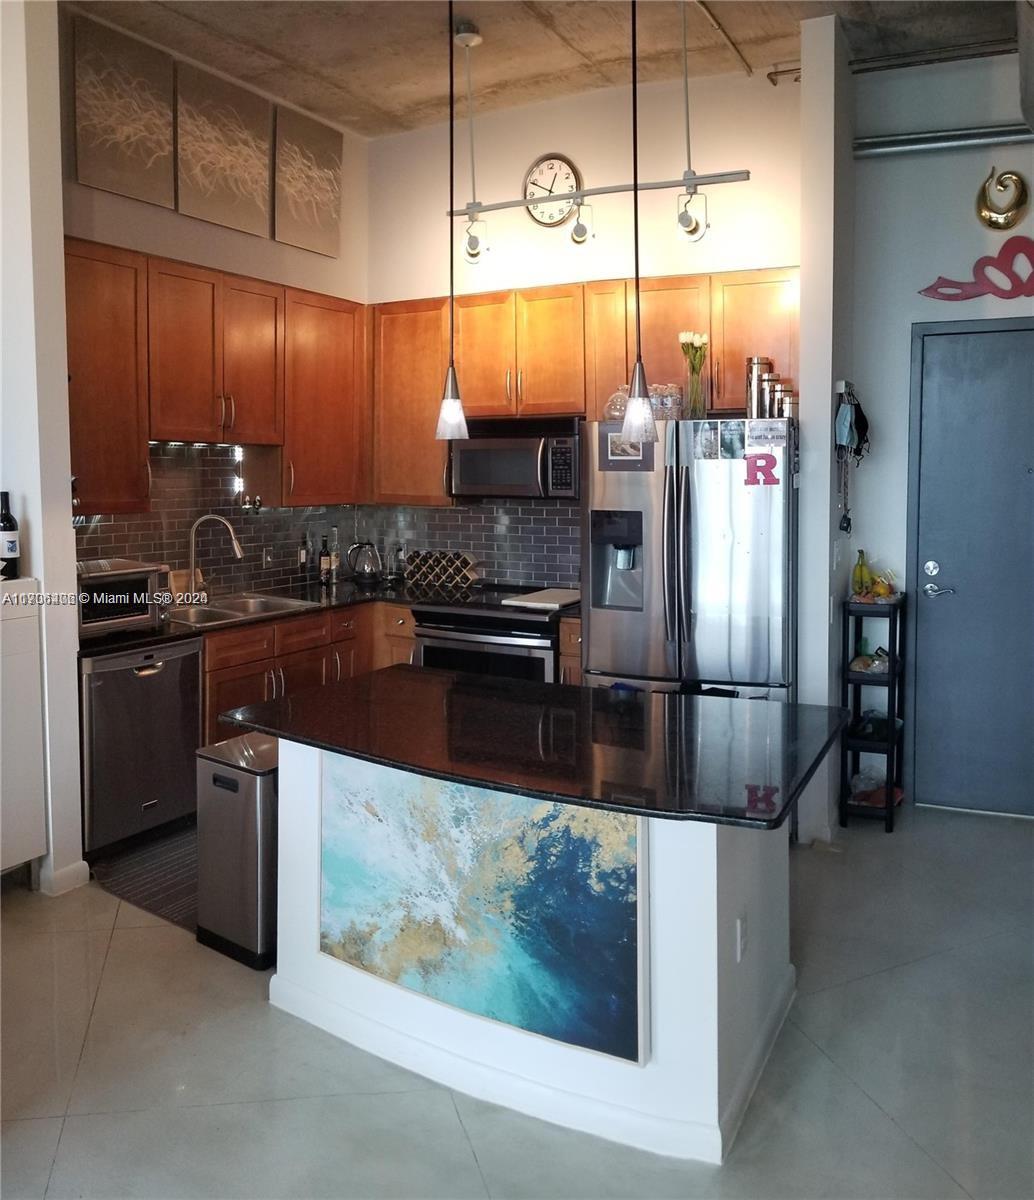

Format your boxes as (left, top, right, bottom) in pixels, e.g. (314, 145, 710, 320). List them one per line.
(581, 419, 797, 697)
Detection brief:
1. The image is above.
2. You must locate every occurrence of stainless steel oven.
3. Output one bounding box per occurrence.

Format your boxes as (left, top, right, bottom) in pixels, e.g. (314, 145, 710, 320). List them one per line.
(416, 627, 557, 683)
(449, 418, 579, 500)
(77, 559, 168, 639)
(413, 591, 560, 684)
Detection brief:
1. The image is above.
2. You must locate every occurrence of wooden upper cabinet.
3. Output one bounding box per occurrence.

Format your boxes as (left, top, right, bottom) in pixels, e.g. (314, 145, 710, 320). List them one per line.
(515, 285, 585, 416)
(629, 275, 710, 397)
(222, 274, 284, 444)
(373, 298, 451, 506)
(148, 258, 223, 441)
(64, 239, 150, 515)
(283, 288, 362, 506)
(584, 280, 628, 421)
(455, 291, 517, 417)
(709, 267, 799, 411)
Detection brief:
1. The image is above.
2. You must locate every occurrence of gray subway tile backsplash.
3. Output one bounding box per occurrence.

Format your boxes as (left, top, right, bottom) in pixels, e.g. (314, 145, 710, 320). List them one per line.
(74, 446, 581, 592)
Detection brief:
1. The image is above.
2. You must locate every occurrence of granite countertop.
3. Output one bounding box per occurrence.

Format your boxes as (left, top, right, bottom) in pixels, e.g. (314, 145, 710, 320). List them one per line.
(223, 665, 848, 829)
(77, 580, 444, 658)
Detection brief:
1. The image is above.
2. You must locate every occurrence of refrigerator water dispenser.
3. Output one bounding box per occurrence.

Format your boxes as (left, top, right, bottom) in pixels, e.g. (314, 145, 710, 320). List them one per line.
(590, 510, 644, 611)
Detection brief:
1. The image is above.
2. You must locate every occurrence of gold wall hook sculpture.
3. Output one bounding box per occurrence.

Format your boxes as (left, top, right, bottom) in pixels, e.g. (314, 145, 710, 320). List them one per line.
(976, 166, 1029, 231)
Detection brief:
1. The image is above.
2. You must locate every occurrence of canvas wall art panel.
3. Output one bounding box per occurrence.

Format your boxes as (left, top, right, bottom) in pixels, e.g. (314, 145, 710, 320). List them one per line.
(320, 756, 643, 1062)
(274, 107, 343, 257)
(74, 17, 174, 209)
(176, 64, 272, 238)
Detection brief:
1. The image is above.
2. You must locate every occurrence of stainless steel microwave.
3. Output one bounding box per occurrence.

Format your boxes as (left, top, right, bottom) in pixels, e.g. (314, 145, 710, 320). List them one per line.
(77, 559, 169, 639)
(449, 419, 580, 500)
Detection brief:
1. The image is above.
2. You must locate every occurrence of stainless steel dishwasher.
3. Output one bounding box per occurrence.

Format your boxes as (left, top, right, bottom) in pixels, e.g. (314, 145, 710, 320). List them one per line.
(80, 638, 202, 855)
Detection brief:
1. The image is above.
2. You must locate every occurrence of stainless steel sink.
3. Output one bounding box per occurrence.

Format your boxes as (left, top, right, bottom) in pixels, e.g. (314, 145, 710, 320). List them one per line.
(167, 605, 241, 628)
(167, 592, 319, 629)
(216, 594, 319, 616)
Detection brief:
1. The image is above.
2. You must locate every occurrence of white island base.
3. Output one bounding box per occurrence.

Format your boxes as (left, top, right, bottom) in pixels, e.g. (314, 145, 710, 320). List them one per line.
(270, 739, 794, 1164)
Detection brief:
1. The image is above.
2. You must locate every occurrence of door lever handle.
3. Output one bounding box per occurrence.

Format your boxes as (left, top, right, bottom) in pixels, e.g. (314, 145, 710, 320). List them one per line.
(922, 583, 956, 597)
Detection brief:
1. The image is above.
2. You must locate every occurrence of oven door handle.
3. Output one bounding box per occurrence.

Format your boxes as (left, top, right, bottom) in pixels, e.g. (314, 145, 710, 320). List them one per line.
(415, 628, 554, 650)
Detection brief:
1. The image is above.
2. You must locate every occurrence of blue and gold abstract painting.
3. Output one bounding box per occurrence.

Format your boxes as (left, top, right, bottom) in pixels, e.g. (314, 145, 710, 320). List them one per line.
(320, 756, 642, 1062)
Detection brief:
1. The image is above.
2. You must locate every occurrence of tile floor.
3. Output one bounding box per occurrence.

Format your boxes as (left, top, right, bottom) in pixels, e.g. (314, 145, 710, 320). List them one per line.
(2, 804, 1031, 1200)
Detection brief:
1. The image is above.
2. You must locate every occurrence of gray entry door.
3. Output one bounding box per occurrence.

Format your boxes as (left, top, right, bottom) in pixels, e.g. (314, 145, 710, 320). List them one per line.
(910, 320, 1034, 816)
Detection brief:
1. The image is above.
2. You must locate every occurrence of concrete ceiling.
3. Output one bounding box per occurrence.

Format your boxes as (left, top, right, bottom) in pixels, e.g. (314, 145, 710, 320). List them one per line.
(67, 1, 1019, 137)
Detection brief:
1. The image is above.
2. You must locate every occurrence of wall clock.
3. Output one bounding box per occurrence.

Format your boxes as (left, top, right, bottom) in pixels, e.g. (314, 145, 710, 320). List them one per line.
(523, 154, 582, 227)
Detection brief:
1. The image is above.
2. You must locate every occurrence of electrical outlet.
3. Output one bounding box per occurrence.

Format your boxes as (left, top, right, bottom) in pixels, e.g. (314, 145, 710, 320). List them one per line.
(832, 539, 841, 572)
(262, 546, 273, 569)
(736, 914, 748, 964)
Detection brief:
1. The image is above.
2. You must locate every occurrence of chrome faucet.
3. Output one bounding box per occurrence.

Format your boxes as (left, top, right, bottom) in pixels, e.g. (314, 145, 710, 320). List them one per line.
(188, 514, 244, 599)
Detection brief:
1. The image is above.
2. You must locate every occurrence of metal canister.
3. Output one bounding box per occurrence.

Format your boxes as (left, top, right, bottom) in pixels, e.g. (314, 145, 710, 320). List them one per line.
(746, 357, 773, 418)
(783, 392, 798, 422)
(770, 382, 792, 418)
(759, 372, 781, 419)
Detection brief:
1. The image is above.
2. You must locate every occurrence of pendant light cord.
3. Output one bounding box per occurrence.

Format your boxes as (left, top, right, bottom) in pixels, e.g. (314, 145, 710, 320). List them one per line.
(448, 0, 456, 369)
(631, 0, 642, 362)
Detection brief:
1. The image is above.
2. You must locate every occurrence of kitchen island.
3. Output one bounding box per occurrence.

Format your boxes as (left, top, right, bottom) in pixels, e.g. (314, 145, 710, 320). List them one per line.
(224, 666, 845, 1163)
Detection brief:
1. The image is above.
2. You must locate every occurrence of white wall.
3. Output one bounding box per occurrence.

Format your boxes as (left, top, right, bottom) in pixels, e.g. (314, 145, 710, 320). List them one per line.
(1, 0, 89, 894)
(795, 16, 855, 842)
(851, 56, 1034, 580)
(58, 10, 369, 301)
(367, 72, 800, 302)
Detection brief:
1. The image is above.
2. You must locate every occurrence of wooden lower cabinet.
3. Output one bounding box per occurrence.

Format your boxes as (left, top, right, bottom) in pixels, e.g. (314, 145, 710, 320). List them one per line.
(277, 645, 329, 696)
(204, 656, 276, 744)
(373, 604, 416, 669)
(558, 617, 582, 685)
(559, 655, 583, 685)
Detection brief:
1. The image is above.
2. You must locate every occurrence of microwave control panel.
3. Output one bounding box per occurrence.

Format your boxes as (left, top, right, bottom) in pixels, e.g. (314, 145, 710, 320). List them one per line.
(547, 438, 578, 498)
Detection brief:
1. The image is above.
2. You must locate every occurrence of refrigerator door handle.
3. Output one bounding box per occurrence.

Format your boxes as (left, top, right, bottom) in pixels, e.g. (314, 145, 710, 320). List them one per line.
(662, 463, 676, 642)
(677, 465, 692, 642)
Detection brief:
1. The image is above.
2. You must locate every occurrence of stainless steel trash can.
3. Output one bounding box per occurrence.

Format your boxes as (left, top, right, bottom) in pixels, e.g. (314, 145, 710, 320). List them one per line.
(196, 733, 278, 970)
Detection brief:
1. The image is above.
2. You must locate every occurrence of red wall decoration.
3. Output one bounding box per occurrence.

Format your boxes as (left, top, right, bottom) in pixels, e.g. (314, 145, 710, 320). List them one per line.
(919, 234, 1034, 301)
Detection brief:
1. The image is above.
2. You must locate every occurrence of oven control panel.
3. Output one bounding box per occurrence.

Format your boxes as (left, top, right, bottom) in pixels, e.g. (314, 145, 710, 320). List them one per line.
(547, 438, 578, 498)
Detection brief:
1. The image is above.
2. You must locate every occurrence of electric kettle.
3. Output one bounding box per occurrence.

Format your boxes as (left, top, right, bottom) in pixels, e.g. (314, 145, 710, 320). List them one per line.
(347, 541, 382, 584)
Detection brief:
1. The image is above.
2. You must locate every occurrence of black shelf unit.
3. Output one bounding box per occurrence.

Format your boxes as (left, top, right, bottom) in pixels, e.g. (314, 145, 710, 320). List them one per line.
(839, 595, 905, 832)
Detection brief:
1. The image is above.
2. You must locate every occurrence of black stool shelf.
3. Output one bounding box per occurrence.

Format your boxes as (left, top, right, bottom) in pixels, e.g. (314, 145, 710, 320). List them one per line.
(839, 594, 905, 832)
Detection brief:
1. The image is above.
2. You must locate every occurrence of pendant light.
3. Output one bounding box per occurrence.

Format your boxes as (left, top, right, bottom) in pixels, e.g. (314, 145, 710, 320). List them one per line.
(435, 0, 469, 441)
(620, 0, 657, 446)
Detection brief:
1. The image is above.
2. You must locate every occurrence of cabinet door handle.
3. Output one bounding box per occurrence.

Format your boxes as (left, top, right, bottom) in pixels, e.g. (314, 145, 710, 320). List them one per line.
(227, 394, 236, 430)
(218, 395, 226, 428)
(288, 460, 295, 496)
(267, 667, 277, 700)
(505, 368, 512, 403)
(395, 617, 405, 626)
(333, 650, 341, 682)
(715, 360, 722, 402)
(146, 459, 152, 498)
(278, 666, 286, 696)
(560, 665, 566, 684)
(517, 368, 524, 405)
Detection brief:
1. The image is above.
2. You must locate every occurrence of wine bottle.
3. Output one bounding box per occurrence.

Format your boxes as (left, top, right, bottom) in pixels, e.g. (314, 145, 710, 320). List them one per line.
(329, 526, 341, 583)
(0, 492, 20, 581)
(318, 535, 331, 587)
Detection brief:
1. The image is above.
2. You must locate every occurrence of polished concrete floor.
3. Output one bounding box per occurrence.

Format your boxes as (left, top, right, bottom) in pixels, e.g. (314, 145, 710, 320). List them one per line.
(2, 804, 1031, 1200)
